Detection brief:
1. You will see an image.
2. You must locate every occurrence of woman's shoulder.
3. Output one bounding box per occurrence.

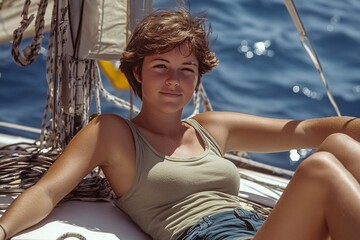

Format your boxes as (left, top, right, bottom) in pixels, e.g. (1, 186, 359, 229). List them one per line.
(192, 111, 262, 125)
(192, 111, 233, 125)
(86, 113, 134, 150)
(191, 111, 258, 151)
(192, 111, 219, 120)
(92, 113, 126, 122)
(90, 113, 130, 130)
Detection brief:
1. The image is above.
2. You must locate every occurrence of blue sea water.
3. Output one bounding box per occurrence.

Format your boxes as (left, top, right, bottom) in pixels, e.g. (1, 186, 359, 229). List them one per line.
(0, 0, 359, 171)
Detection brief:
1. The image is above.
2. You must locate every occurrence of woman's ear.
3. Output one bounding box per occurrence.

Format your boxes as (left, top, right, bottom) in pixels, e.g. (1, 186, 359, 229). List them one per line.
(133, 67, 141, 83)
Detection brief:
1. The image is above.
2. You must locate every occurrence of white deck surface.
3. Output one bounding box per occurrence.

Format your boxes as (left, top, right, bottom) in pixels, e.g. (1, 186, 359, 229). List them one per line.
(0, 133, 34, 146)
(0, 196, 151, 240)
(239, 168, 289, 207)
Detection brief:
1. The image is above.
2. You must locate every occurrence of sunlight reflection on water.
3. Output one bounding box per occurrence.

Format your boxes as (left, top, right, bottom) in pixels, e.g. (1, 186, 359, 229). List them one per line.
(292, 85, 323, 100)
(237, 40, 274, 59)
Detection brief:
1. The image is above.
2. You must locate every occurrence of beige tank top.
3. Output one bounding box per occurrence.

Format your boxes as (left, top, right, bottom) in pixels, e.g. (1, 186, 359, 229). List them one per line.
(115, 118, 247, 240)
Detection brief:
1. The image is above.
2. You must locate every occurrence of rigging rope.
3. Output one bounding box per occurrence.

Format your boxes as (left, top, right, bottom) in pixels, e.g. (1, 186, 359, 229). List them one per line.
(285, 0, 342, 116)
(11, 0, 49, 66)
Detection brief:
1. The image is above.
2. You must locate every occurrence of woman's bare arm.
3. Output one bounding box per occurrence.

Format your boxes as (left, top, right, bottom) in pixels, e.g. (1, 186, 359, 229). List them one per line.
(0, 114, 134, 238)
(195, 111, 360, 153)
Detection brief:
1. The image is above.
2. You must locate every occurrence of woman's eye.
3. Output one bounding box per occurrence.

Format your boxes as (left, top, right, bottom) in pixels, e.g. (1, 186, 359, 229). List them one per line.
(183, 68, 194, 73)
(154, 64, 167, 69)
(181, 67, 197, 75)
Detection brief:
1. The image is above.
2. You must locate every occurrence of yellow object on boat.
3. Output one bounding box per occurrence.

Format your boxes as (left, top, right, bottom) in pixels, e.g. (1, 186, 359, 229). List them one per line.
(98, 60, 130, 90)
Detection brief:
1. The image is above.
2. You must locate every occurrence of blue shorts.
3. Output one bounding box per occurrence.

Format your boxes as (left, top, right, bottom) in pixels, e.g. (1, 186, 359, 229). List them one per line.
(177, 208, 265, 240)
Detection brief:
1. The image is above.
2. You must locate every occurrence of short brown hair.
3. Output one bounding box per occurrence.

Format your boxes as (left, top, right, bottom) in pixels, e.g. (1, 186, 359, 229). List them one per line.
(120, 8, 218, 99)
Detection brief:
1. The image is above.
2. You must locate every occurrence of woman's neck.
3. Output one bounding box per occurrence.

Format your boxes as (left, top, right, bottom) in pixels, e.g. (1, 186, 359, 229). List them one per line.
(132, 109, 184, 137)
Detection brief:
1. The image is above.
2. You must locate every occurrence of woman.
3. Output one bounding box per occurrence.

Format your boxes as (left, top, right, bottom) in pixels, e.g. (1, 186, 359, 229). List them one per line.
(1, 7, 359, 240)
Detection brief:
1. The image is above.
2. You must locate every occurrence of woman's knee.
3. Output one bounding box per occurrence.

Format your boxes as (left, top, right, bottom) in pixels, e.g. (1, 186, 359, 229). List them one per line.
(296, 151, 341, 184)
(318, 133, 356, 152)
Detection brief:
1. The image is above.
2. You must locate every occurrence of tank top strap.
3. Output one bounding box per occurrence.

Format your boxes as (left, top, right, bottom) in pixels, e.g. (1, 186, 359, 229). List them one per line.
(124, 118, 137, 134)
(123, 118, 143, 153)
(183, 118, 224, 157)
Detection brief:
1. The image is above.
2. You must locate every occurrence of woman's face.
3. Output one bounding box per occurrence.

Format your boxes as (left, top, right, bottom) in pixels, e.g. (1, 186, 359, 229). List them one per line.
(134, 43, 199, 114)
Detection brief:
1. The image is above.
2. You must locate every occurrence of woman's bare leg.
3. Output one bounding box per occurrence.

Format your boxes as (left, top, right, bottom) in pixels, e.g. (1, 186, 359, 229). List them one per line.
(317, 133, 360, 182)
(254, 134, 360, 240)
(316, 133, 360, 239)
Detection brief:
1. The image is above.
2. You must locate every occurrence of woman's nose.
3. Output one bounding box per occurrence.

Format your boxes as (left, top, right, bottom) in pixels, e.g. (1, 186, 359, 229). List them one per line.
(165, 71, 180, 86)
